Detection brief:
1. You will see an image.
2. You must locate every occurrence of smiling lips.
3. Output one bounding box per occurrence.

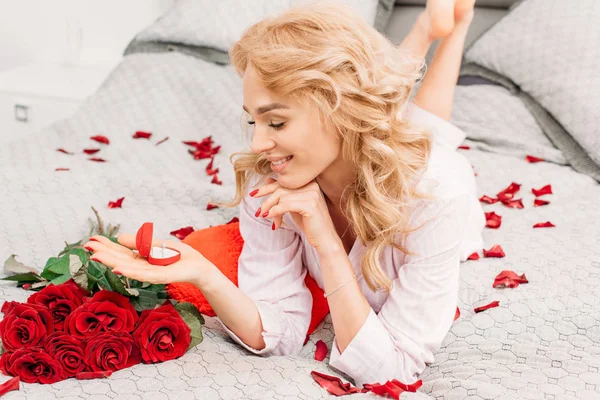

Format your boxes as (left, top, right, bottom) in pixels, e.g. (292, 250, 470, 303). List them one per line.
(270, 155, 293, 172)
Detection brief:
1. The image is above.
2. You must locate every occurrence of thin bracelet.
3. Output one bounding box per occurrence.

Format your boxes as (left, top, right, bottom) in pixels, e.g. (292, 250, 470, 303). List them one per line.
(324, 273, 357, 298)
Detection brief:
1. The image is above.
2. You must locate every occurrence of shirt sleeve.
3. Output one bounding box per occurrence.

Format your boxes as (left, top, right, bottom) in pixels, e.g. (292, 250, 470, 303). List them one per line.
(404, 101, 467, 150)
(328, 193, 470, 388)
(215, 179, 312, 356)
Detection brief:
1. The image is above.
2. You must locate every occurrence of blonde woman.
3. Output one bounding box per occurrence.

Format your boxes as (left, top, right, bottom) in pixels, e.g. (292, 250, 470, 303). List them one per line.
(87, 0, 484, 387)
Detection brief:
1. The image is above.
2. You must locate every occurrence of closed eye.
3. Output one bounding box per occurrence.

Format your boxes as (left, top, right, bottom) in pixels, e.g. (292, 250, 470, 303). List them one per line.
(247, 121, 285, 131)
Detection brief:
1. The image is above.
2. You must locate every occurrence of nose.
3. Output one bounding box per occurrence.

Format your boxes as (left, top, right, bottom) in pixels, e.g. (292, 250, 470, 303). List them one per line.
(250, 125, 275, 155)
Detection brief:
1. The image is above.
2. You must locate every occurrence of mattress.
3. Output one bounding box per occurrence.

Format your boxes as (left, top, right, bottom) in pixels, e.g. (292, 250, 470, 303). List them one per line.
(1, 51, 599, 399)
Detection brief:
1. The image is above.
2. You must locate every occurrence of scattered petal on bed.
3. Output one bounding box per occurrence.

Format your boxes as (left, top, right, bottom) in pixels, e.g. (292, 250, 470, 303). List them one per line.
(532, 184, 553, 196)
(211, 174, 222, 185)
(170, 226, 195, 240)
(458, 145, 470, 150)
(314, 340, 328, 361)
(0, 376, 19, 396)
(479, 195, 499, 204)
(533, 221, 555, 228)
(534, 199, 550, 207)
(207, 168, 220, 176)
(496, 182, 521, 202)
(310, 371, 364, 396)
(454, 307, 460, 321)
(57, 148, 74, 155)
(90, 135, 110, 144)
(108, 197, 125, 209)
(467, 252, 480, 261)
(133, 131, 152, 139)
(502, 198, 524, 209)
(55, 168, 70, 171)
(474, 301, 500, 313)
(83, 148, 101, 155)
(304, 335, 310, 346)
(363, 379, 423, 399)
(88, 157, 107, 162)
(493, 270, 529, 288)
(76, 371, 113, 380)
(526, 155, 545, 163)
(483, 244, 505, 258)
(226, 217, 239, 225)
(206, 157, 215, 170)
(207, 203, 219, 210)
(485, 211, 502, 229)
(155, 136, 169, 146)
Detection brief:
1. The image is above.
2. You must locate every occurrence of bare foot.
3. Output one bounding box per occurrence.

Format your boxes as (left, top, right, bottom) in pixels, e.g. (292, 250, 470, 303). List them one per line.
(454, 0, 476, 26)
(425, 0, 476, 40)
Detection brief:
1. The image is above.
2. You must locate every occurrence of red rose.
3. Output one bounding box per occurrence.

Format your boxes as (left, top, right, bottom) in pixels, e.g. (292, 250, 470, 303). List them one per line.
(43, 331, 87, 377)
(0, 347, 65, 384)
(132, 302, 191, 363)
(0, 302, 54, 351)
(27, 279, 89, 331)
(84, 332, 141, 372)
(63, 290, 138, 338)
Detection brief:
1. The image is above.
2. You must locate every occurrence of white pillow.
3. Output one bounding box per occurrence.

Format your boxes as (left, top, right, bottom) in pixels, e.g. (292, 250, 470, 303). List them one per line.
(132, 0, 379, 55)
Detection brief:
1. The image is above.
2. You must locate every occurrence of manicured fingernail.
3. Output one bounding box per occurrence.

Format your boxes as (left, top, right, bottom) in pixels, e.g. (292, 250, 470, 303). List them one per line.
(272, 222, 276, 230)
(262, 211, 269, 218)
(89, 238, 99, 242)
(113, 270, 122, 275)
(84, 246, 94, 251)
(255, 207, 262, 217)
(249, 189, 259, 197)
(90, 257, 100, 262)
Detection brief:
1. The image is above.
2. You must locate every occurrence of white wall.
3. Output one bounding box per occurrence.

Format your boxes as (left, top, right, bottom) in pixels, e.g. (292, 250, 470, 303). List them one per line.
(0, 0, 175, 71)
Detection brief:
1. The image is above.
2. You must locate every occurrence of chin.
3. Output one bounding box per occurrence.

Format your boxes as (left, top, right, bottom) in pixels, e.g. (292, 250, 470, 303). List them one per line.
(277, 173, 315, 190)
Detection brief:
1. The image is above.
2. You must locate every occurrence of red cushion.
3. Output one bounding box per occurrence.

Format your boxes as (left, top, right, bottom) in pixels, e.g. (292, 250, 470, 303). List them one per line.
(166, 222, 330, 337)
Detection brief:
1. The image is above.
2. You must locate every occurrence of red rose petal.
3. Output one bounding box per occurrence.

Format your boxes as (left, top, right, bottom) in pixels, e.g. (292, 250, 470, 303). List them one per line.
(206, 168, 220, 176)
(458, 145, 470, 150)
(526, 155, 544, 163)
(211, 174, 222, 185)
(207, 203, 218, 210)
(532, 184, 552, 197)
(534, 199, 550, 207)
(533, 221, 555, 228)
(493, 270, 529, 288)
(314, 340, 327, 361)
(170, 226, 194, 240)
(0, 376, 19, 396)
(502, 198, 524, 209)
(226, 217, 239, 225)
(108, 197, 125, 209)
(363, 379, 423, 399)
(485, 211, 502, 229)
(474, 301, 500, 313)
(22, 283, 31, 290)
(83, 148, 101, 155)
(206, 157, 214, 170)
(156, 136, 169, 146)
(483, 244, 505, 258)
(479, 195, 499, 204)
(88, 157, 106, 162)
(90, 135, 110, 144)
(454, 307, 460, 321)
(467, 252, 480, 261)
(310, 371, 363, 396)
(304, 335, 310, 346)
(496, 182, 521, 202)
(76, 371, 113, 380)
(55, 168, 70, 171)
(57, 148, 74, 155)
(133, 131, 152, 139)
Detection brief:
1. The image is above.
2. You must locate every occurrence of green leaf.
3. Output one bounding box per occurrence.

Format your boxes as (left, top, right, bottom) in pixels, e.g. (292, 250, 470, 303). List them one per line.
(144, 284, 166, 293)
(125, 288, 140, 296)
(177, 308, 204, 349)
(1, 272, 42, 282)
(69, 254, 84, 276)
(50, 274, 72, 285)
(174, 302, 205, 325)
(87, 260, 107, 279)
(105, 269, 129, 296)
(96, 275, 112, 291)
(3, 254, 38, 275)
(46, 255, 70, 276)
(129, 288, 159, 312)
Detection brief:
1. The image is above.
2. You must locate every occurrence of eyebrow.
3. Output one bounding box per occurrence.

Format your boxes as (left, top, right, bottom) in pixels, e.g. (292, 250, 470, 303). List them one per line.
(242, 102, 290, 116)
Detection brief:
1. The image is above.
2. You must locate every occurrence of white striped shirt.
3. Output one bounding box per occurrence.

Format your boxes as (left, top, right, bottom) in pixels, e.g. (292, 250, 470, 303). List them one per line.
(216, 102, 486, 387)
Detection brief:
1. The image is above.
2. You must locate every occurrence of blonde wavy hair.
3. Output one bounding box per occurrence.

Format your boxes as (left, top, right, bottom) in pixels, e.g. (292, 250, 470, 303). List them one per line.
(218, 1, 439, 292)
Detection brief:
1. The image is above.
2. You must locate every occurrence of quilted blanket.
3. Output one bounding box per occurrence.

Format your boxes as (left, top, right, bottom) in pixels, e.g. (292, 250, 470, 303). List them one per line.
(1, 52, 599, 399)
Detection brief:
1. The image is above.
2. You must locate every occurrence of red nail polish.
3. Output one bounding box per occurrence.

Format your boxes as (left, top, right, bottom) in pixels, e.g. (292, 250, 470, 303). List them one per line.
(262, 211, 269, 218)
(89, 238, 99, 242)
(255, 207, 262, 218)
(90, 257, 100, 262)
(249, 189, 259, 197)
(272, 222, 276, 230)
(84, 246, 94, 251)
(113, 270, 122, 275)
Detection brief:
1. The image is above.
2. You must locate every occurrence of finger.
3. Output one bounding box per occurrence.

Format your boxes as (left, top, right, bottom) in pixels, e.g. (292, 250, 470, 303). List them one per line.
(88, 235, 134, 256)
(268, 199, 314, 225)
(111, 263, 170, 285)
(115, 233, 197, 257)
(85, 239, 133, 259)
(251, 178, 281, 198)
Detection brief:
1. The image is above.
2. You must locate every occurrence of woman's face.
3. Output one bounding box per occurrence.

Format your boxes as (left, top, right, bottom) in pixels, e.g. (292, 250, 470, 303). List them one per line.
(242, 64, 341, 189)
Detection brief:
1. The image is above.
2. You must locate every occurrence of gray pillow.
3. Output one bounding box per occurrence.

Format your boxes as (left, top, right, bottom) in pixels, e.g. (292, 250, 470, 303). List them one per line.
(125, 0, 393, 64)
(463, 0, 600, 176)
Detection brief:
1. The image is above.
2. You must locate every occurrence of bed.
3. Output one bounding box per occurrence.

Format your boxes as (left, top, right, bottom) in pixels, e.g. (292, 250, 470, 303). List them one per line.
(1, 0, 599, 399)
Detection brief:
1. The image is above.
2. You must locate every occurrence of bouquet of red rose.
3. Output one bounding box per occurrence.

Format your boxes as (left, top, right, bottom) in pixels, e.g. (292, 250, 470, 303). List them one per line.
(0, 210, 204, 387)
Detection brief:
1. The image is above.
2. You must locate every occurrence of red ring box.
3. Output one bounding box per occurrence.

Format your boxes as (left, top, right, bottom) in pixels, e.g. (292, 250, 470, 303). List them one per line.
(135, 222, 181, 266)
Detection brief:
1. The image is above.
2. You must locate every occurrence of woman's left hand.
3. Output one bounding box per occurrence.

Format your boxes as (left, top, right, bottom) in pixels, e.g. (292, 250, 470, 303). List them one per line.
(253, 177, 341, 253)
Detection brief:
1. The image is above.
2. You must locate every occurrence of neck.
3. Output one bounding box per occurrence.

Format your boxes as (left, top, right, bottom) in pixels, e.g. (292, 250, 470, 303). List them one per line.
(316, 155, 356, 209)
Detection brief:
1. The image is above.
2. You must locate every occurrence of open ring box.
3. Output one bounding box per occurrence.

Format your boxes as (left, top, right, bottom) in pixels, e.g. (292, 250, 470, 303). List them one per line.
(134, 222, 181, 266)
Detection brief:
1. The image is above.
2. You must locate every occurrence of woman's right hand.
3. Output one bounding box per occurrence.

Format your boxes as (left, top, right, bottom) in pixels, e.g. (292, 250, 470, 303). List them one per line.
(83, 234, 214, 287)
